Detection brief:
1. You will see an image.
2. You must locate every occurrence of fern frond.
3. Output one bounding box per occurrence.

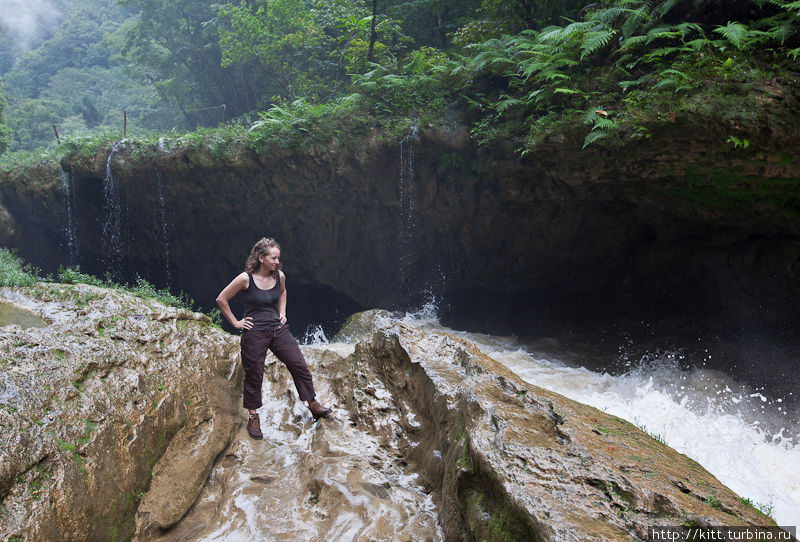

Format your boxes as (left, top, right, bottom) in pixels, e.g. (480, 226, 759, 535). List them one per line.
(542, 71, 571, 81)
(618, 34, 651, 52)
(766, 21, 794, 44)
(590, 6, 628, 24)
(685, 38, 713, 50)
(548, 20, 595, 46)
(583, 129, 609, 148)
(646, 24, 679, 39)
(581, 28, 616, 58)
(768, 0, 800, 12)
(713, 21, 751, 49)
(643, 46, 690, 60)
(652, 0, 683, 19)
(526, 89, 544, 100)
(593, 118, 616, 130)
(675, 22, 706, 39)
(660, 68, 688, 79)
(582, 108, 601, 124)
(538, 25, 567, 43)
(622, 2, 653, 38)
(618, 74, 651, 89)
(495, 97, 525, 113)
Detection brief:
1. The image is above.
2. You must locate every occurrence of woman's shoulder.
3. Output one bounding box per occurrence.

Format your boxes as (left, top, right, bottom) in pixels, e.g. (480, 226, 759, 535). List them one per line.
(235, 271, 250, 287)
(278, 270, 286, 285)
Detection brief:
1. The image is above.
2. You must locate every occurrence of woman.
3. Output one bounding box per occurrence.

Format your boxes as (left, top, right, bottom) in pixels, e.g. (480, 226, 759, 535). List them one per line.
(216, 237, 330, 440)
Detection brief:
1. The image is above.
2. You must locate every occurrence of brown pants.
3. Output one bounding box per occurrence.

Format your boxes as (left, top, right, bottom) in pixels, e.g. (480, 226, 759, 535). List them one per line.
(240, 325, 316, 410)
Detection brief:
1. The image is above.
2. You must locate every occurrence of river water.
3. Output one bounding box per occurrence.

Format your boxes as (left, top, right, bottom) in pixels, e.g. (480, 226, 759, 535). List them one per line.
(309, 305, 800, 528)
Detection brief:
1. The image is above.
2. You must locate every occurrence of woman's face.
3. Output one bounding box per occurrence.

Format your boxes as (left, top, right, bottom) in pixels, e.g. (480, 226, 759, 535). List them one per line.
(259, 247, 281, 272)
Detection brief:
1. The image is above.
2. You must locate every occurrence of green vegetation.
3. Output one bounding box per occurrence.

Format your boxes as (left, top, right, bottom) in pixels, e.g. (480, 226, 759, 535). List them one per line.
(0, 0, 798, 159)
(50, 431, 89, 482)
(0, 77, 11, 155)
(0, 248, 45, 287)
(0, 249, 196, 312)
(740, 497, 776, 520)
(704, 493, 721, 509)
(27, 464, 53, 500)
(58, 265, 194, 310)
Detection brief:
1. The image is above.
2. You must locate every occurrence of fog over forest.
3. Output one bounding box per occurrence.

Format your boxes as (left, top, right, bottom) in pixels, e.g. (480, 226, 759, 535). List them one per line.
(0, 0, 63, 52)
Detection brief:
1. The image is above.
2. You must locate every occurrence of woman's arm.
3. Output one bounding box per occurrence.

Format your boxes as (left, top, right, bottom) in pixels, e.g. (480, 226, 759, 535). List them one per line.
(216, 272, 252, 330)
(278, 271, 287, 324)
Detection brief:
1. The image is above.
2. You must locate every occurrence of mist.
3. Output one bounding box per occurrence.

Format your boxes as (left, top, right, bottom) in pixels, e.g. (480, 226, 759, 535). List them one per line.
(0, 0, 63, 56)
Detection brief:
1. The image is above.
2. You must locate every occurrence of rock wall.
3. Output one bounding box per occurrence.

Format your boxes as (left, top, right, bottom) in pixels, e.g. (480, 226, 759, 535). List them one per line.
(0, 118, 799, 338)
(0, 284, 241, 541)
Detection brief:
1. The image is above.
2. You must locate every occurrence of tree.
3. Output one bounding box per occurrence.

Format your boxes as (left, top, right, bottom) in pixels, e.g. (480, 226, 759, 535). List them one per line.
(218, 0, 323, 99)
(115, 0, 265, 124)
(0, 78, 11, 155)
(6, 97, 70, 151)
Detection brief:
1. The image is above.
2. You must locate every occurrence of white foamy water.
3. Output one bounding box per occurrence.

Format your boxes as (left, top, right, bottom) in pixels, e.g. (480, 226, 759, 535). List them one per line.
(370, 308, 800, 527)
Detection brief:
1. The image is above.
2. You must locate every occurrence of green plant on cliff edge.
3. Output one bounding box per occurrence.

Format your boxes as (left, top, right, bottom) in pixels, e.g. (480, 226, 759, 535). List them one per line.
(740, 497, 776, 520)
(57, 265, 195, 312)
(0, 248, 45, 287)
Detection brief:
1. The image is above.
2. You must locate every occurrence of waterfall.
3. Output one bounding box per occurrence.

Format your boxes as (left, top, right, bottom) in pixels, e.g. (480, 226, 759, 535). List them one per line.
(398, 126, 419, 290)
(101, 141, 124, 281)
(385, 307, 800, 527)
(156, 172, 171, 286)
(60, 168, 79, 266)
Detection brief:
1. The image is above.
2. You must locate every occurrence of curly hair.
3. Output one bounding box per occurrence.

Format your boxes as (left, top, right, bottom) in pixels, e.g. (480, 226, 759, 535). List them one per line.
(244, 237, 282, 278)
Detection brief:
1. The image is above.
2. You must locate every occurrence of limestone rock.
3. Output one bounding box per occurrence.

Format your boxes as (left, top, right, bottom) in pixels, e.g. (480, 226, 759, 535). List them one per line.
(0, 283, 242, 541)
(0, 291, 779, 541)
(341, 315, 775, 541)
(158, 309, 774, 541)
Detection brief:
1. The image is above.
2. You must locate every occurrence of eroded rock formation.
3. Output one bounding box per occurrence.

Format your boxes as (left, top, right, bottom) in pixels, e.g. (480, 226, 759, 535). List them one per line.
(0, 290, 774, 540)
(0, 283, 241, 541)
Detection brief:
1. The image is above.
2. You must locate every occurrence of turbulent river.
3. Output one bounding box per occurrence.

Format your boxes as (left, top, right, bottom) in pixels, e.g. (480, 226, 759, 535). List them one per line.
(305, 305, 800, 528)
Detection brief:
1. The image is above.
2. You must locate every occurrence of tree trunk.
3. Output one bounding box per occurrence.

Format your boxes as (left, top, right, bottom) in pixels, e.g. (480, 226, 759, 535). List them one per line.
(367, 0, 378, 63)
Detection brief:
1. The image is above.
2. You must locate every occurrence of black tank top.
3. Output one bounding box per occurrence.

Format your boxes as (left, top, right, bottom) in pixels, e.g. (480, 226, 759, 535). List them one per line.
(241, 273, 281, 331)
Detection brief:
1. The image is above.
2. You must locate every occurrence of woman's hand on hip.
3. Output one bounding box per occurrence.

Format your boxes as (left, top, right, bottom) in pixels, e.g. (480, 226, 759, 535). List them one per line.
(235, 316, 253, 331)
(279, 315, 287, 325)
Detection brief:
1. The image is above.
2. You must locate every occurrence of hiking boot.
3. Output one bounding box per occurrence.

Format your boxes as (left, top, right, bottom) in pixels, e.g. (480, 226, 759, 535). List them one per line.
(308, 400, 331, 420)
(247, 412, 263, 439)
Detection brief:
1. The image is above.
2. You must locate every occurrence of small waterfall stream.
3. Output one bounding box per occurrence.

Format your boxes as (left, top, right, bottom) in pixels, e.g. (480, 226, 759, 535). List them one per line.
(101, 141, 124, 281)
(156, 172, 171, 286)
(398, 126, 419, 291)
(59, 168, 79, 266)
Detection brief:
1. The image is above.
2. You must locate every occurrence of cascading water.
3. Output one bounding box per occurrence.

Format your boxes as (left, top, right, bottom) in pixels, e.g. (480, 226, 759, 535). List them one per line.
(156, 172, 171, 286)
(59, 168, 79, 266)
(324, 305, 800, 528)
(398, 126, 419, 291)
(101, 141, 124, 281)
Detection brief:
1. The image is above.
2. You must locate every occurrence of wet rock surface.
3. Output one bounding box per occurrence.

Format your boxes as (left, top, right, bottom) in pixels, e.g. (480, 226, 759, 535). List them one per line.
(161, 310, 773, 541)
(332, 312, 773, 541)
(151, 345, 441, 542)
(0, 283, 241, 541)
(0, 293, 776, 541)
